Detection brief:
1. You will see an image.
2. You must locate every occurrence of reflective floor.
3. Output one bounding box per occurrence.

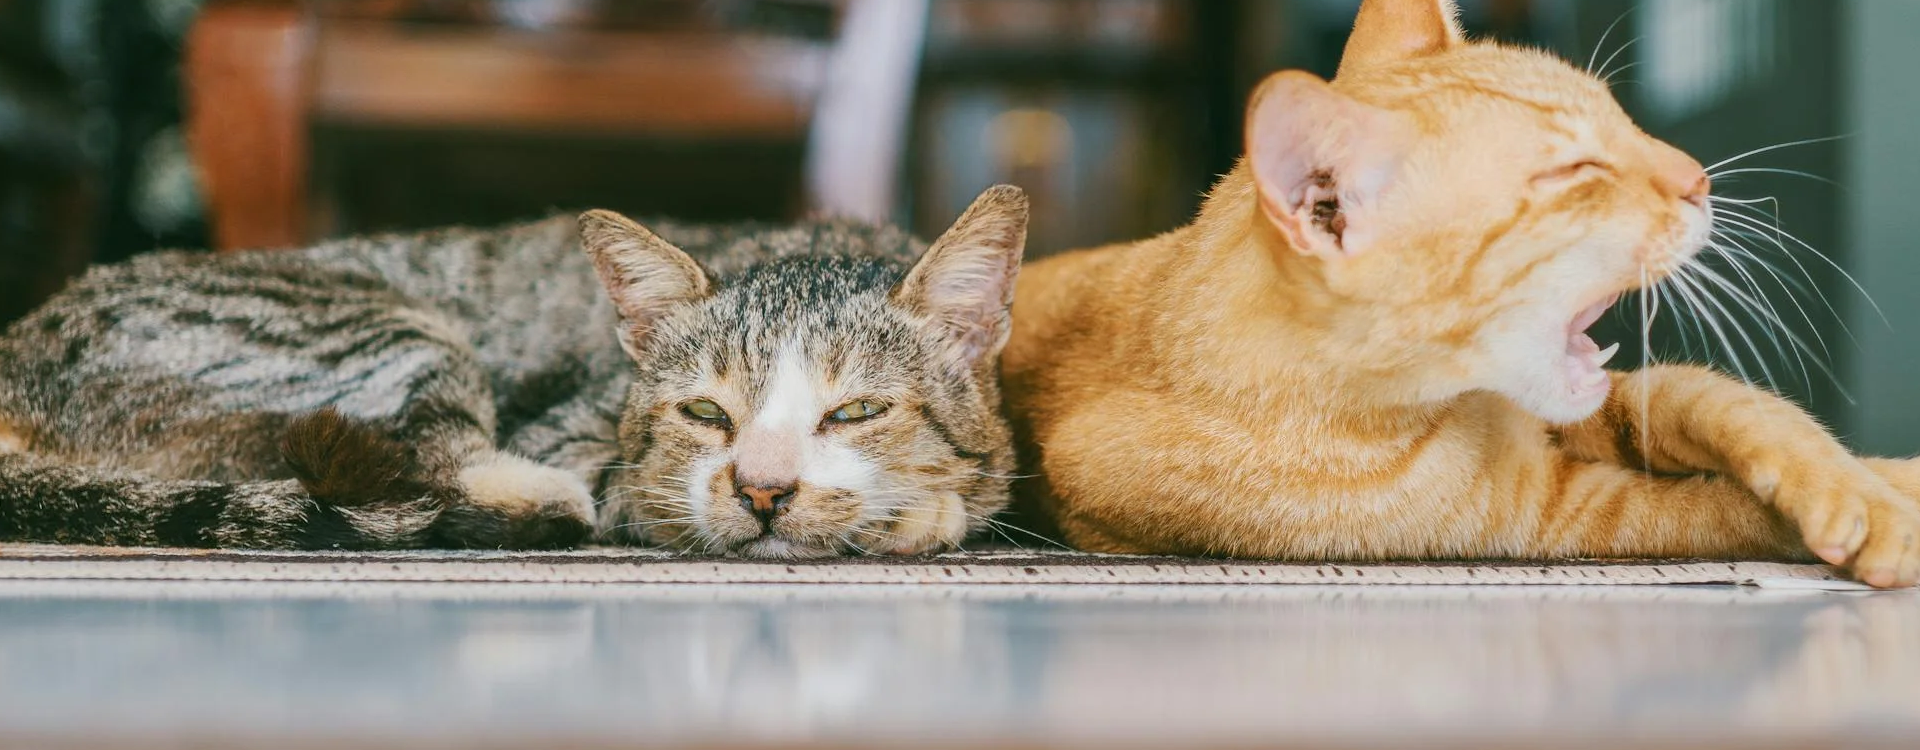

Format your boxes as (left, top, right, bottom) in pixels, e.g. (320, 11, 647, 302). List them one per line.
(0, 582, 1916, 749)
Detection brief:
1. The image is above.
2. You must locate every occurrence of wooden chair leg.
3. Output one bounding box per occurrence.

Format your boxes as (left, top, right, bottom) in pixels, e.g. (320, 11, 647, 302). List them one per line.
(185, 1, 315, 252)
(805, 0, 929, 223)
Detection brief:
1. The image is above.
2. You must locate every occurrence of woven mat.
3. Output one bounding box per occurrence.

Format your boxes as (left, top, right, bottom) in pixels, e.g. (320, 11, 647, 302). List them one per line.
(0, 544, 1873, 589)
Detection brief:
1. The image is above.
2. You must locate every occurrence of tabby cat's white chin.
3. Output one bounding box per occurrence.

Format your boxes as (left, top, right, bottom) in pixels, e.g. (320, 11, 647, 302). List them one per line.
(734, 536, 839, 560)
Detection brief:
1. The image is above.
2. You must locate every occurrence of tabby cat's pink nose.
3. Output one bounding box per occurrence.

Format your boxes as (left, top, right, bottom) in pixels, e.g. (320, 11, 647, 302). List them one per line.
(737, 483, 795, 527)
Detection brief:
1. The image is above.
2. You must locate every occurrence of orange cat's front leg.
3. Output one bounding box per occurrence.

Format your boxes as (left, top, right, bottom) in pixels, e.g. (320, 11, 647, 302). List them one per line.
(1554, 364, 1920, 587)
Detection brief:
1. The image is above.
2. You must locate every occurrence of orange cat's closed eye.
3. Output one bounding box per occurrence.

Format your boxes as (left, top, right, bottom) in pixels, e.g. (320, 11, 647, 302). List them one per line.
(1532, 160, 1612, 185)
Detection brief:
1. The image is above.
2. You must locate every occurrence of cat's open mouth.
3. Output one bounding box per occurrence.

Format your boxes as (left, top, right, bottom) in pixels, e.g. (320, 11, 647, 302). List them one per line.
(1564, 294, 1621, 399)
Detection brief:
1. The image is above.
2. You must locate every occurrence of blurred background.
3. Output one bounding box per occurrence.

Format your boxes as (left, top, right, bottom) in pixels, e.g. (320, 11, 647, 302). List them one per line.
(0, 0, 1915, 453)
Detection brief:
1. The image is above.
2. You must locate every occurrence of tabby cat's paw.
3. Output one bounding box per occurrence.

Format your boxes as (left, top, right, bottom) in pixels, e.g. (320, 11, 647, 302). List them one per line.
(1755, 457, 1920, 589)
(435, 453, 596, 549)
(870, 491, 968, 556)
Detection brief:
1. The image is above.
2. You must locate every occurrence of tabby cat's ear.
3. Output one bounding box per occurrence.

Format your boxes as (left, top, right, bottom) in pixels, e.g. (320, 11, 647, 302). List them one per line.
(1246, 70, 1414, 259)
(1337, 0, 1463, 78)
(579, 210, 712, 359)
(895, 185, 1028, 372)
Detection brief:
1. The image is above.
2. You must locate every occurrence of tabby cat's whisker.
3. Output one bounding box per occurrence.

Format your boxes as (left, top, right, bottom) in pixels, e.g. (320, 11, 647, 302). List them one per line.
(600, 485, 692, 505)
(604, 515, 698, 533)
(837, 522, 907, 556)
(869, 499, 1066, 548)
(969, 470, 1036, 480)
(979, 518, 1064, 548)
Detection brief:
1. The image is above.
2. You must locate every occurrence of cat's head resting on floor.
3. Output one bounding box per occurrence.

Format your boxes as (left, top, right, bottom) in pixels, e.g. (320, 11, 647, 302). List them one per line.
(1233, 0, 1710, 423)
(580, 187, 1026, 558)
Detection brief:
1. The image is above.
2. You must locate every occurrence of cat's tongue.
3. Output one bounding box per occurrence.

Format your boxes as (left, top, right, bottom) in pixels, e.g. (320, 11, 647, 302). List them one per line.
(1565, 295, 1621, 397)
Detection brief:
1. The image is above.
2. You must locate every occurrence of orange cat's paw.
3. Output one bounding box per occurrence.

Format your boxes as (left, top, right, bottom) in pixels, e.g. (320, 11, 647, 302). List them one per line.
(1757, 458, 1920, 589)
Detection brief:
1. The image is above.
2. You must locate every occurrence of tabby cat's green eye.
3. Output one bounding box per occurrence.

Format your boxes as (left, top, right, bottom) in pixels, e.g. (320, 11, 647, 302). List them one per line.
(680, 399, 730, 424)
(826, 399, 889, 424)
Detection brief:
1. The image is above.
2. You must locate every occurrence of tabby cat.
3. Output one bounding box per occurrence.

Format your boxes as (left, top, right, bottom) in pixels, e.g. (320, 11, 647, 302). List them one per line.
(0, 187, 1027, 558)
(1002, 0, 1920, 587)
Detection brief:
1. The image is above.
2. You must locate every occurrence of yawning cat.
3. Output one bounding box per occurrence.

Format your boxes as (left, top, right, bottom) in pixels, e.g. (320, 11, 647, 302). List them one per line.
(0, 187, 1027, 558)
(1002, 0, 1920, 587)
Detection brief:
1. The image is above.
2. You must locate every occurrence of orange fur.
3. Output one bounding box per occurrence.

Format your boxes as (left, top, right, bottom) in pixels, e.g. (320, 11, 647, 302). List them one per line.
(0, 421, 25, 454)
(1003, 0, 1920, 587)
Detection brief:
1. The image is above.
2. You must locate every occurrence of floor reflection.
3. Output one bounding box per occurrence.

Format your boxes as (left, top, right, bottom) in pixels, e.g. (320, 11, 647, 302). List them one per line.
(0, 583, 1913, 746)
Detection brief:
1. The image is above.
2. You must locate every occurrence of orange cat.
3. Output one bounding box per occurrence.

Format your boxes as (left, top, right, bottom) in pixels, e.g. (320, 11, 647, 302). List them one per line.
(1002, 0, 1920, 588)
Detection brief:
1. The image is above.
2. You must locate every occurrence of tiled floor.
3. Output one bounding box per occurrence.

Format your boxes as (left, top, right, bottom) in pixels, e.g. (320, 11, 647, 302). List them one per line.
(0, 582, 1915, 749)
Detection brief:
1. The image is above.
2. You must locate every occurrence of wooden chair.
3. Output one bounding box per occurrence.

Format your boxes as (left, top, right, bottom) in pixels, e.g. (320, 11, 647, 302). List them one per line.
(184, 0, 925, 251)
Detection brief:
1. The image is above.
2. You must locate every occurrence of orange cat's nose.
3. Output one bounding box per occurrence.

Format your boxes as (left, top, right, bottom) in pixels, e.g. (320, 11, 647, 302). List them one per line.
(1678, 173, 1712, 209)
(1650, 142, 1710, 209)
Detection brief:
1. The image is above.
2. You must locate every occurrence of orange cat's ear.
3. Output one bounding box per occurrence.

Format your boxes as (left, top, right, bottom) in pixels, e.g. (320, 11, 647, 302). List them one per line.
(1246, 71, 1413, 258)
(1337, 0, 1462, 78)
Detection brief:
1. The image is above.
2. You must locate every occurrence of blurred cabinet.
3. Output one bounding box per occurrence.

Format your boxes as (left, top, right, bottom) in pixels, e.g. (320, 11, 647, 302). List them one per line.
(187, 0, 922, 251)
(907, 0, 1556, 259)
(909, 0, 1222, 257)
(0, 0, 93, 324)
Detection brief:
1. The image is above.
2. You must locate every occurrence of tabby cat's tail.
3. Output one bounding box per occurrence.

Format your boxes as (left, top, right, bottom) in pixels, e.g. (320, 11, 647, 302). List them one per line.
(0, 411, 588, 550)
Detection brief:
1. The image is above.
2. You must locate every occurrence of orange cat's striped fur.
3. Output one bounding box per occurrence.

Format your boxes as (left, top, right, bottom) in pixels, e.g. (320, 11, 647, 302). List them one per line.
(1003, 0, 1920, 588)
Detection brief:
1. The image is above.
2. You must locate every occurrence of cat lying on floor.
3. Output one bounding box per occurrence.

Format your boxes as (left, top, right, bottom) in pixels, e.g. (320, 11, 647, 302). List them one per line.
(0, 187, 1028, 558)
(1002, 0, 1920, 588)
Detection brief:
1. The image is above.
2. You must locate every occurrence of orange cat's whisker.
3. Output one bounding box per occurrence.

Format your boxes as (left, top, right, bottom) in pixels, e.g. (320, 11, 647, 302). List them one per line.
(1657, 270, 1711, 361)
(1703, 238, 1813, 385)
(1599, 61, 1643, 88)
(1709, 167, 1844, 188)
(1585, 9, 1635, 74)
(1687, 258, 1848, 400)
(1713, 204, 1887, 327)
(1666, 267, 1762, 387)
(1703, 135, 1851, 173)
(1706, 243, 1826, 394)
(1710, 200, 1855, 345)
(1634, 266, 1657, 471)
(1708, 229, 1830, 352)
(1590, 32, 1641, 84)
(1688, 263, 1791, 387)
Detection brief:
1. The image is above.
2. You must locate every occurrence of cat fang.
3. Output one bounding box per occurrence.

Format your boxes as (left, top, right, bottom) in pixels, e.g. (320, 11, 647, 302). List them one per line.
(1563, 293, 1621, 406)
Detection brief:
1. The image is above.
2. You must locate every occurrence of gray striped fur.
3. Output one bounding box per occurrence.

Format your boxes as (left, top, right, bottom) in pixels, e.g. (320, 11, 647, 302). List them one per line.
(0, 187, 1027, 555)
